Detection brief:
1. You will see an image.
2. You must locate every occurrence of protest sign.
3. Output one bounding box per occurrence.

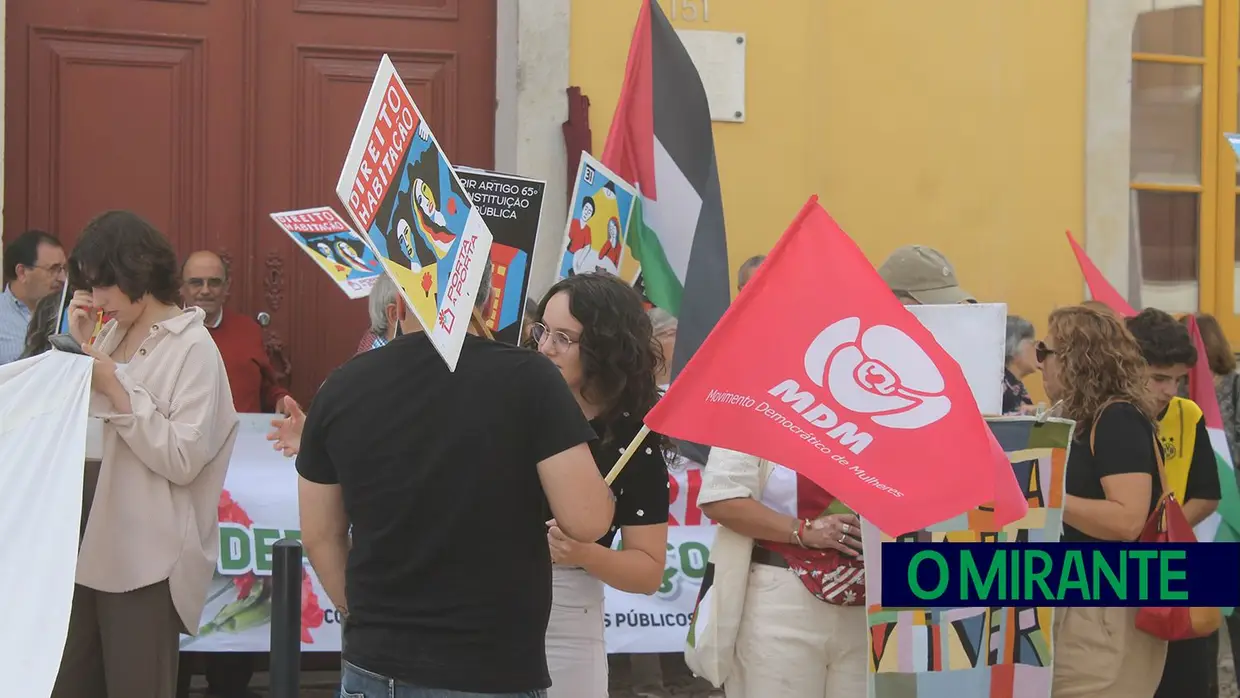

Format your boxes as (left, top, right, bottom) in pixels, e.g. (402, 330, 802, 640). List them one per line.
(335, 54, 494, 370)
(645, 196, 1027, 536)
(862, 416, 1073, 698)
(456, 167, 545, 345)
(0, 352, 93, 697)
(269, 207, 383, 299)
(906, 303, 1006, 416)
(559, 152, 638, 280)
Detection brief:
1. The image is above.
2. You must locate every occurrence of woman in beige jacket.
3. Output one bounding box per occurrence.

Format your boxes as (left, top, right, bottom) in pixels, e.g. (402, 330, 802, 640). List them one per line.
(53, 211, 239, 698)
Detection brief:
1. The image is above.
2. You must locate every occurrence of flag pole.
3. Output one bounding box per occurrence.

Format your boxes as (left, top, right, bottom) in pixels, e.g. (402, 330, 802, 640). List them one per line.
(470, 307, 494, 340)
(604, 424, 652, 485)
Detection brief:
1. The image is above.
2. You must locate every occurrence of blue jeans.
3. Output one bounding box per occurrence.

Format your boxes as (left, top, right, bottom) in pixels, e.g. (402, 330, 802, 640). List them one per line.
(341, 661, 548, 698)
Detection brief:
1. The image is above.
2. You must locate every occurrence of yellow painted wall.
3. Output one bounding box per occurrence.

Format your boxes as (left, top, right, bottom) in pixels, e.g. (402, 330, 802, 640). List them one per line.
(571, 0, 1088, 401)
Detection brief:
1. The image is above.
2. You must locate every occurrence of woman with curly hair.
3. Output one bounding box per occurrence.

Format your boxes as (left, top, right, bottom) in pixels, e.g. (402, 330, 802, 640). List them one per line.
(525, 273, 671, 697)
(1043, 305, 1167, 697)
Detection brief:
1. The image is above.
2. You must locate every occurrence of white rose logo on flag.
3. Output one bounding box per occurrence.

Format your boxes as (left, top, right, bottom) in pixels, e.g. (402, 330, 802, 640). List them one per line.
(803, 317, 951, 429)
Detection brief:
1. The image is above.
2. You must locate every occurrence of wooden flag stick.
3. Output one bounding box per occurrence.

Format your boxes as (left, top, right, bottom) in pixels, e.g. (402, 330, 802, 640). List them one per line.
(470, 307, 494, 340)
(604, 424, 651, 485)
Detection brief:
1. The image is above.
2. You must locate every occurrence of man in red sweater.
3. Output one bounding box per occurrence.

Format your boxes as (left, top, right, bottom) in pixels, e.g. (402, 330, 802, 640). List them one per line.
(177, 249, 288, 698)
(181, 250, 288, 413)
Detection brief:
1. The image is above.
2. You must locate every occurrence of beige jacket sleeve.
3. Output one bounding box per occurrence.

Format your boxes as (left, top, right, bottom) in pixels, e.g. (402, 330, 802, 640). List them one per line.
(94, 339, 230, 486)
(697, 446, 765, 507)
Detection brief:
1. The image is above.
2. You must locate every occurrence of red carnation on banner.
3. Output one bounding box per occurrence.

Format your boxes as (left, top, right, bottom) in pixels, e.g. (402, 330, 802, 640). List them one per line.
(1065, 230, 1138, 317)
(644, 196, 1028, 536)
(218, 490, 257, 599)
(215, 489, 325, 643)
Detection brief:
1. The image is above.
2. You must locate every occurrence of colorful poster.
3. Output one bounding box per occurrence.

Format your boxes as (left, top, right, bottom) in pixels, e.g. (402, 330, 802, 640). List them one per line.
(182, 415, 713, 654)
(456, 167, 546, 345)
(558, 152, 638, 280)
(862, 416, 1074, 698)
(335, 54, 494, 370)
(269, 207, 383, 300)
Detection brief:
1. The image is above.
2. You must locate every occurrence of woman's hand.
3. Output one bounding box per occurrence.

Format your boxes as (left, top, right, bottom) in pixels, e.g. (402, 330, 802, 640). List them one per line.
(82, 343, 118, 393)
(67, 290, 97, 345)
(267, 396, 305, 458)
(547, 519, 592, 567)
(803, 513, 864, 558)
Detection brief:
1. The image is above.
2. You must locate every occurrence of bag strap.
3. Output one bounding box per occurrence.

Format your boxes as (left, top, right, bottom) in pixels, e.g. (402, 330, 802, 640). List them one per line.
(1089, 398, 1173, 508)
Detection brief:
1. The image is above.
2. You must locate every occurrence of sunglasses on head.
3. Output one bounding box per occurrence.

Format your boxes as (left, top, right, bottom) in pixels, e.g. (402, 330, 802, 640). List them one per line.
(1035, 341, 1056, 364)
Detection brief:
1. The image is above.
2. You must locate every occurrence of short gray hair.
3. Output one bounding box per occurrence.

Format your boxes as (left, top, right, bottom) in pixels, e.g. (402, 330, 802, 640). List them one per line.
(739, 255, 765, 276)
(367, 273, 401, 335)
(370, 254, 492, 333)
(1004, 315, 1036, 363)
(648, 307, 678, 336)
(474, 254, 493, 312)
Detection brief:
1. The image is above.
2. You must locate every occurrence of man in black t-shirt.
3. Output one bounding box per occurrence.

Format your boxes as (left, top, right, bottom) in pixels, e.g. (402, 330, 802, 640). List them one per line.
(296, 269, 615, 697)
(1126, 308, 1222, 698)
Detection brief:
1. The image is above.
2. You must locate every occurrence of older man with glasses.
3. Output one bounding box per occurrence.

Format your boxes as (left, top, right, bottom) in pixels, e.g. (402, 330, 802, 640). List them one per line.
(0, 229, 66, 365)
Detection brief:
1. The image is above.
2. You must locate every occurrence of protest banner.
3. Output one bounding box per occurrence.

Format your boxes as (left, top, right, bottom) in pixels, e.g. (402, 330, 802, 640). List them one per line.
(0, 352, 93, 697)
(335, 54, 494, 370)
(456, 167, 545, 345)
(862, 416, 1073, 698)
(269, 207, 383, 299)
(558, 152, 638, 280)
(905, 303, 1006, 417)
(644, 196, 1027, 536)
(181, 416, 711, 654)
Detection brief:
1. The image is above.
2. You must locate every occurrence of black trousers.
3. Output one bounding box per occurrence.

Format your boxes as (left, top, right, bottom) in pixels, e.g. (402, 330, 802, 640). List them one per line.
(175, 652, 255, 697)
(1153, 631, 1218, 698)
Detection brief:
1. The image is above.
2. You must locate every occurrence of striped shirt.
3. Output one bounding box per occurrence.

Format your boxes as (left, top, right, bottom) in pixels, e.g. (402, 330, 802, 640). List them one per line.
(0, 286, 32, 365)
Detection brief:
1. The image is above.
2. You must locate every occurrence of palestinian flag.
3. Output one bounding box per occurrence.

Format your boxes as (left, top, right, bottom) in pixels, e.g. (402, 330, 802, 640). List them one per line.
(1185, 315, 1240, 614)
(602, 0, 730, 462)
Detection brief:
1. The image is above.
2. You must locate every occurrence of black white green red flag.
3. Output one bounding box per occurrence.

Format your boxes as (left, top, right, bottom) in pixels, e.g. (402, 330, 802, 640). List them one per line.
(602, 0, 731, 461)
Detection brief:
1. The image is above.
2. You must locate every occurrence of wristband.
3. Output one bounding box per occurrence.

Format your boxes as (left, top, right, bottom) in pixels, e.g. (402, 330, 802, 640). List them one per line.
(792, 518, 810, 548)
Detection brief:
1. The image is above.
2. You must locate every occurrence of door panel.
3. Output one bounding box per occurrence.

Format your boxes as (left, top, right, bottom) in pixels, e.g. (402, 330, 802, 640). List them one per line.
(251, 0, 496, 402)
(6, 0, 497, 405)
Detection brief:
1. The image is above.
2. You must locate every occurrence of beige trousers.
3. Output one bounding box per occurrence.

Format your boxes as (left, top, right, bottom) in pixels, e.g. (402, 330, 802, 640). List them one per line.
(1052, 606, 1167, 698)
(725, 563, 866, 698)
(546, 565, 608, 698)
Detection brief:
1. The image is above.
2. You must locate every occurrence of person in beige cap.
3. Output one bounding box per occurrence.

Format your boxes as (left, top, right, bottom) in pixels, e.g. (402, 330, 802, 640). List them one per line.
(877, 245, 977, 305)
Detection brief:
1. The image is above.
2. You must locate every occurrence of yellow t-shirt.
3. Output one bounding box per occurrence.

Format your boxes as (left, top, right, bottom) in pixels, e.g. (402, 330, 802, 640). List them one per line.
(1156, 396, 1203, 502)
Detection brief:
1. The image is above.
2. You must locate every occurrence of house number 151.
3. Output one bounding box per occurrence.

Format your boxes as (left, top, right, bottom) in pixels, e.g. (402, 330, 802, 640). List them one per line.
(668, 0, 710, 22)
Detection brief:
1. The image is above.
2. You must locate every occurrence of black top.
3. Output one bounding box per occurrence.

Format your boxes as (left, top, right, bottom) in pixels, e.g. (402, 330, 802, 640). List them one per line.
(1063, 402, 1163, 542)
(1002, 368, 1033, 414)
(295, 333, 596, 693)
(584, 416, 671, 549)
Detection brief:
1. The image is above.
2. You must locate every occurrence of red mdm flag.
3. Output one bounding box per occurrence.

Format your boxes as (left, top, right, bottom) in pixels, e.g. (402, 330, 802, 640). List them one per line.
(1065, 230, 1138, 317)
(644, 197, 1027, 536)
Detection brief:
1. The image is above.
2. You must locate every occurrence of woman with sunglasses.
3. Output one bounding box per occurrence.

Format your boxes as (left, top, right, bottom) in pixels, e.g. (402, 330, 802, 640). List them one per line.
(1040, 306, 1167, 697)
(526, 273, 671, 698)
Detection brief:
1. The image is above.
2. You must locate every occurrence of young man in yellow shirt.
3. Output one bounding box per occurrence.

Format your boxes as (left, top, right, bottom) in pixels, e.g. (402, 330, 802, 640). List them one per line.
(1127, 308, 1222, 698)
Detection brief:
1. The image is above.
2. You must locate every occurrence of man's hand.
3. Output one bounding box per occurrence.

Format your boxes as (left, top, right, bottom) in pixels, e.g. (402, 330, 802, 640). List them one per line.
(268, 395, 305, 457)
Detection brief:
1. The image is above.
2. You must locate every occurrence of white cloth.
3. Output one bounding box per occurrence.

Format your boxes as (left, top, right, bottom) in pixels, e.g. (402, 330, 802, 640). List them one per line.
(546, 565, 608, 698)
(0, 351, 93, 697)
(725, 564, 867, 698)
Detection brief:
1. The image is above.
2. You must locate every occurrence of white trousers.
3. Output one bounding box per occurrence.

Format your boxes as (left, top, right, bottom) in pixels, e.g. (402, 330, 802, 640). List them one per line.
(725, 563, 866, 698)
(546, 565, 608, 698)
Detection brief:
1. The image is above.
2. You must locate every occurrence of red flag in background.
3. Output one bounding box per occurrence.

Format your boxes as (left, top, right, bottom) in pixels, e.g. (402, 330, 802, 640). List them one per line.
(644, 197, 1027, 536)
(1065, 231, 1138, 317)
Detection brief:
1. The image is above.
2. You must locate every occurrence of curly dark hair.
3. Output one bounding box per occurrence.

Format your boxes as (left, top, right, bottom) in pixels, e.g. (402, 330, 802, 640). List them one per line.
(1048, 306, 1155, 432)
(68, 211, 180, 305)
(1125, 307, 1197, 369)
(526, 273, 669, 449)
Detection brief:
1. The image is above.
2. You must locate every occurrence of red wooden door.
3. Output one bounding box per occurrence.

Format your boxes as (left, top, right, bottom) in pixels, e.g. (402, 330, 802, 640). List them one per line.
(6, 0, 497, 405)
